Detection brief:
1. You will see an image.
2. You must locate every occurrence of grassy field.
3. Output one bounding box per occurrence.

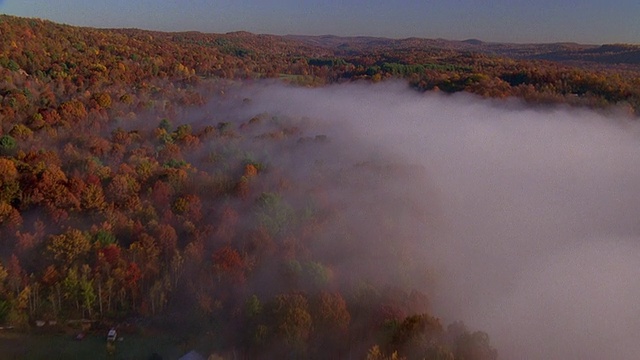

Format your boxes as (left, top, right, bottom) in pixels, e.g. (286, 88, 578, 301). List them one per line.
(0, 330, 188, 360)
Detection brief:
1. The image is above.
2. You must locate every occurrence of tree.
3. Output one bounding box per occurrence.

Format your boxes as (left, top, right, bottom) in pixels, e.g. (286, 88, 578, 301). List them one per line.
(366, 345, 405, 360)
(58, 99, 87, 125)
(47, 228, 92, 270)
(106, 173, 141, 209)
(270, 292, 313, 357)
(129, 234, 160, 292)
(256, 192, 295, 237)
(92, 92, 112, 109)
(9, 124, 33, 140)
(389, 314, 444, 357)
(81, 183, 107, 211)
(6, 254, 24, 296)
(0, 201, 22, 229)
(302, 261, 332, 290)
(151, 180, 173, 209)
(79, 265, 96, 317)
(213, 206, 239, 243)
(41, 264, 61, 317)
(315, 292, 350, 333)
(310, 291, 351, 357)
(62, 267, 81, 313)
(158, 118, 172, 131)
(0, 135, 17, 155)
(0, 299, 9, 325)
(0, 261, 8, 294)
(124, 262, 142, 309)
(212, 245, 246, 284)
(172, 194, 202, 221)
(22, 164, 79, 220)
(448, 322, 497, 360)
(153, 223, 178, 261)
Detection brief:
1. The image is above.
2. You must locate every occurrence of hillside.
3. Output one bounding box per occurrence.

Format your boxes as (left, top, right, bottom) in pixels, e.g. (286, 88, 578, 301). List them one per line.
(2, 14, 640, 116)
(0, 14, 638, 359)
(288, 34, 640, 68)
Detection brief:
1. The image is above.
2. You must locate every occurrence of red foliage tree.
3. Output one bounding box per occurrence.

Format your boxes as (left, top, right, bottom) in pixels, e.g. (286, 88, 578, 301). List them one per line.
(212, 245, 246, 284)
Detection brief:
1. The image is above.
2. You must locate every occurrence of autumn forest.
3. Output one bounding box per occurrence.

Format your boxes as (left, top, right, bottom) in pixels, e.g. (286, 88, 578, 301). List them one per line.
(1, 14, 640, 359)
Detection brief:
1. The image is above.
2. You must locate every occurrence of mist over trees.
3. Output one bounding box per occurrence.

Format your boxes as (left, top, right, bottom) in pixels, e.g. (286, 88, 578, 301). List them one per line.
(0, 77, 496, 358)
(1, 14, 640, 359)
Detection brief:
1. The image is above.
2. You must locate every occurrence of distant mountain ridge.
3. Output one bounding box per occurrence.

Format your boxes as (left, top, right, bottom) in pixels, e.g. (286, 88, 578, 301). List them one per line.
(285, 34, 640, 67)
(2, 13, 638, 68)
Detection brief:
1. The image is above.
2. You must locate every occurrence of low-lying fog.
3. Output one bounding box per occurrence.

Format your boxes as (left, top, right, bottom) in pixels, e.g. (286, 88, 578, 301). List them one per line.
(215, 81, 640, 360)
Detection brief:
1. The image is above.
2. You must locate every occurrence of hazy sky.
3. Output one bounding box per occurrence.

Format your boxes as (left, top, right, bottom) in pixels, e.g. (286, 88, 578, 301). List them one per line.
(1, 0, 638, 44)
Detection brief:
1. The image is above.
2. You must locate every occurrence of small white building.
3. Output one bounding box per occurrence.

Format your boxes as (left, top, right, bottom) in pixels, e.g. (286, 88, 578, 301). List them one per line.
(107, 328, 117, 342)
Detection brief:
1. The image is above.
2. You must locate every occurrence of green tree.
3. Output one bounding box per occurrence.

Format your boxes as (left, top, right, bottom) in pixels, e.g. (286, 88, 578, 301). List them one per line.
(79, 265, 96, 317)
(0, 135, 17, 155)
(256, 192, 294, 237)
(62, 267, 81, 312)
(0, 299, 9, 324)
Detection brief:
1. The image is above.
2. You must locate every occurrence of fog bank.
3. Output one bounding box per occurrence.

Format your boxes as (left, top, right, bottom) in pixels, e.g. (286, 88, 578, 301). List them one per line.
(221, 82, 640, 360)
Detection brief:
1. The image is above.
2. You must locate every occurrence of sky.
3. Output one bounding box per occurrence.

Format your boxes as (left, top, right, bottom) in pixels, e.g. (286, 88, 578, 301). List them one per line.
(0, 0, 638, 44)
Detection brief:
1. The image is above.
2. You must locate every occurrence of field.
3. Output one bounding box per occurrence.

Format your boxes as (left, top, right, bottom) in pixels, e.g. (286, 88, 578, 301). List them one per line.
(0, 329, 192, 360)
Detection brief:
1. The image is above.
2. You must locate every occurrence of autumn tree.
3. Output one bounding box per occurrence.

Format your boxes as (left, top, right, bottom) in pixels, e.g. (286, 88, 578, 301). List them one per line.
(58, 99, 87, 126)
(47, 228, 92, 271)
(269, 292, 313, 357)
(212, 245, 247, 284)
(129, 233, 160, 294)
(310, 291, 351, 357)
(106, 173, 141, 209)
(0, 158, 20, 205)
(81, 182, 107, 211)
(0, 261, 9, 324)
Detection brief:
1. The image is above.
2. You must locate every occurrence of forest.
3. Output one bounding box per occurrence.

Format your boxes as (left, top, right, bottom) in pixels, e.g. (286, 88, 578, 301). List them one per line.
(1, 14, 640, 359)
